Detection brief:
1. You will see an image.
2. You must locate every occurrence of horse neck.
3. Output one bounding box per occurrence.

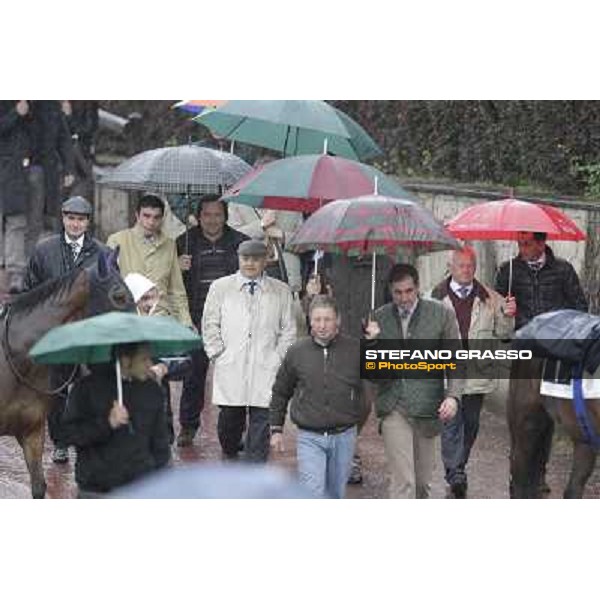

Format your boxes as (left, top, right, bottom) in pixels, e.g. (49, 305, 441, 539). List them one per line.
(8, 277, 89, 355)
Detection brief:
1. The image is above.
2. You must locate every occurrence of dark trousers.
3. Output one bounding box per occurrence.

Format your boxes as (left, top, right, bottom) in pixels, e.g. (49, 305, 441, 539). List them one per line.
(441, 394, 484, 486)
(217, 406, 270, 462)
(161, 380, 175, 445)
(179, 347, 210, 431)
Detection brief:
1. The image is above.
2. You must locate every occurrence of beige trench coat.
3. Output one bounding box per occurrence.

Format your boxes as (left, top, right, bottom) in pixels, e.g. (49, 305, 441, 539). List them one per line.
(431, 281, 514, 395)
(202, 272, 297, 408)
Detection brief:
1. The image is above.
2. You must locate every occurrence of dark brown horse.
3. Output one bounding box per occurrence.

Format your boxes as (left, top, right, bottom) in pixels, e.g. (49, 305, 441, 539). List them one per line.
(509, 359, 599, 498)
(0, 249, 134, 498)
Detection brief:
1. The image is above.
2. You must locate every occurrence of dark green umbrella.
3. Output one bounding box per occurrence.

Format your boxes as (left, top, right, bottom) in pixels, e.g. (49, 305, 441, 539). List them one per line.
(193, 100, 382, 161)
(30, 312, 202, 406)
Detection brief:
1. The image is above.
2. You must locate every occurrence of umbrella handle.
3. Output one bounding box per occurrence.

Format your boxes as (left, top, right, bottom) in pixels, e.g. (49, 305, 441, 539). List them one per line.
(371, 251, 376, 312)
(115, 357, 123, 407)
(508, 257, 513, 297)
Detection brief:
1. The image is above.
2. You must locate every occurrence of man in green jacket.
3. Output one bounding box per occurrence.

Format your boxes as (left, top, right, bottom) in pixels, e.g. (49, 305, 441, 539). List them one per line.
(365, 263, 463, 499)
(270, 295, 369, 498)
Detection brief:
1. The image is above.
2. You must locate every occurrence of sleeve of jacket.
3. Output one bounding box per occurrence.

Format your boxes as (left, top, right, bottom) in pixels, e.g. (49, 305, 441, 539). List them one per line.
(23, 250, 45, 291)
(441, 304, 465, 399)
(494, 262, 510, 297)
(276, 286, 297, 361)
(490, 289, 514, 339)
(105, 232, 119, 250)
(563, 263, 588, 312)
(0, 106, 21, 136)
(270, 349, 298, 429)
(201, 281, 226, 359)
(60, 380, 113, 447)
(168, 243, 193, 326)
(228, 205, 265, 239)
(56, 112, 75, 175)
(150, 389, 171, 469)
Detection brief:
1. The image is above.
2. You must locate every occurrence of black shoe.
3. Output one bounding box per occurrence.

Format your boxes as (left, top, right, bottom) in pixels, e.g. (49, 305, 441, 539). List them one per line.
(539, 480, 551, 496)
(176, 427, 196, 448)
(448, 481, 467, 499)
(52, 447, 69, 464)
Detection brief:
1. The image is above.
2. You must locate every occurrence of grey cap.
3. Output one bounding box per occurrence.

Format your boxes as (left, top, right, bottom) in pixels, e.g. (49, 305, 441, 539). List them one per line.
(61, 196, 92, 216)
(237, 239, 268, 257)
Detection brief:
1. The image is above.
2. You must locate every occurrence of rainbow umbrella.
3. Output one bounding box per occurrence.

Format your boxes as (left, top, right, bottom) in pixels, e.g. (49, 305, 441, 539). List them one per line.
(172, 100, 225, 115)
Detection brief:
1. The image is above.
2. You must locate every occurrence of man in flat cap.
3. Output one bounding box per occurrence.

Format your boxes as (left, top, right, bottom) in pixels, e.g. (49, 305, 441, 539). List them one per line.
(202, 239, 297, 462)
(24, 195, 106, 464)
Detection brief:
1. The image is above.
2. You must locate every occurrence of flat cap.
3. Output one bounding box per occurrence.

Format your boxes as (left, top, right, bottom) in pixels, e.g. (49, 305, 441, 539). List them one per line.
(61, 196, 92, 215)
(237, 239, 268, 256)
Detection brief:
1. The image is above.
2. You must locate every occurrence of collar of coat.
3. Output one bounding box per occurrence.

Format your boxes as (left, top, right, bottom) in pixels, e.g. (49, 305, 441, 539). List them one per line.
(132, 223, 167, 246)
(61, 231, 97, 251)
(514, 244, 556, 268)
(431, 276, 489, 303)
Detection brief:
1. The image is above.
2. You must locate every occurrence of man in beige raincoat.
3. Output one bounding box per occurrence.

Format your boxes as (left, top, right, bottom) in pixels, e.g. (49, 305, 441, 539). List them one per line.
(106, 194, 192, 327)
(202, 239, 296, 462)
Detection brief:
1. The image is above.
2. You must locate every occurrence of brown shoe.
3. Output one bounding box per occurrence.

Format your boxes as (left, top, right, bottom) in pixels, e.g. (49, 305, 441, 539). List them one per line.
(176, 427, 196, 448)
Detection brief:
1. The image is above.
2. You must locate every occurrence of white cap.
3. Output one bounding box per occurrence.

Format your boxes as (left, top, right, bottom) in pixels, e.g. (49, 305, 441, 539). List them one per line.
(124, 273, 157, 304)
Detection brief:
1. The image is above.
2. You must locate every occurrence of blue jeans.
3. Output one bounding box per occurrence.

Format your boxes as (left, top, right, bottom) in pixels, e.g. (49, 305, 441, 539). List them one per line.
(441, 394, 484, 486)
(296, 426, 357, 499)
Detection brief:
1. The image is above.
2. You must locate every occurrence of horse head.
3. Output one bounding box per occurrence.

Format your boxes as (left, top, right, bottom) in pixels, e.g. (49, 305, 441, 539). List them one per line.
(86, 246, 135, 317)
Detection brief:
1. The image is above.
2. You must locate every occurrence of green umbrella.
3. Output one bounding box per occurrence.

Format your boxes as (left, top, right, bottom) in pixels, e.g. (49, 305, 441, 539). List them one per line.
(30, 312, 202, 406)
(30, 312, 201, 364)
(193, 100, 382, 161)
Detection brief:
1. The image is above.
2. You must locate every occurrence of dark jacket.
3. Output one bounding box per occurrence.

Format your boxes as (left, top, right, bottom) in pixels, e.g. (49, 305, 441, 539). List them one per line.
(0, 101, 31, 216)
(61, 369, 171, 493)
(270, 334, 367, 431)
(28, 101, 75, 216)
(176, 225, 248, 325)
(494, 245, 588, 330)
(23, 231, 105, 290)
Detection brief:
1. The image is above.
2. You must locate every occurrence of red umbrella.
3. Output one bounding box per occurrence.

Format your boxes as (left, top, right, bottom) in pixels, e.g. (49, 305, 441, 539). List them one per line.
(445, 198, 586, 241)
(445, 197, 586, 295)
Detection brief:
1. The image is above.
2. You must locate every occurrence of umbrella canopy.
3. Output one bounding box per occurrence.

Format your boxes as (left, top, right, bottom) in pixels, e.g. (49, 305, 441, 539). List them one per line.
(171, 100, 225, 115)
(287, 195, 460, 256)
(29, 312, 202, 365)
(193, 100, 382, 161)
(445, 198, 586, 241)
(98, 144, 252, 196)
(287, 194, 459, 312)
(221, 153, 416, 212)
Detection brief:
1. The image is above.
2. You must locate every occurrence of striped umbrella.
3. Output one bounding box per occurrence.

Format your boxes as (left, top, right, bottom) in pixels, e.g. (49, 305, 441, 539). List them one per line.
(221, 153, 415, 212)
(287, 194, 460, 310)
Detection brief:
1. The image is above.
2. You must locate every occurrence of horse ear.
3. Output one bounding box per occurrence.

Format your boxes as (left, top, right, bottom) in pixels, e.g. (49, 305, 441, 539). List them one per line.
(97, 249, 109, 279)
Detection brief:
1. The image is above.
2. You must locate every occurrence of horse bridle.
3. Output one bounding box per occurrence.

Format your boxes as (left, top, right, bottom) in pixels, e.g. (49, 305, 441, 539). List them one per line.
(1, 305, 78, 396)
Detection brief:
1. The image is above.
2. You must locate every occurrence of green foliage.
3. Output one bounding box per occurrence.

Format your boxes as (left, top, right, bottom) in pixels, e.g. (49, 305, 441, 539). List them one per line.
(96, 101, 600, 196)
(574, 162, 600, 200)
